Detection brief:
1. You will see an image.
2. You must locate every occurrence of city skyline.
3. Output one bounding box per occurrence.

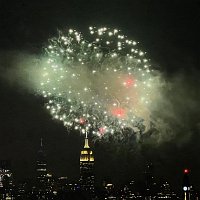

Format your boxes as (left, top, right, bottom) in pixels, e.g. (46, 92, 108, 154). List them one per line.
(0, 137, 198, 191)
(1, 137, 197, 199)
(0, 0, 200, 195)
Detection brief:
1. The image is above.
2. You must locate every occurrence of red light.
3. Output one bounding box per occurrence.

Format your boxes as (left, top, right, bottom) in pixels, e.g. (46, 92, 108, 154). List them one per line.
(79, 118, 85, 124)
(111, 108, 125, 118)
(123, 77, 134, 88)
(99, 127, 106, 135)
(184, 169, 189, 174)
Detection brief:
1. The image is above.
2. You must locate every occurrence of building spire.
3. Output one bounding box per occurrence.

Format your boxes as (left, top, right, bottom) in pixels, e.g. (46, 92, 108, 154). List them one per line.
(84, 131, 89, 148)
(85, 131, 88, 139)
(80, 131, 95, 195)
(40, 138, 43, 148)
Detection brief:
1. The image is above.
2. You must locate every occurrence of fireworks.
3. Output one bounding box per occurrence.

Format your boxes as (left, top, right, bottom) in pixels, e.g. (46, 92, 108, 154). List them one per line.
(39, 26, 159, 137)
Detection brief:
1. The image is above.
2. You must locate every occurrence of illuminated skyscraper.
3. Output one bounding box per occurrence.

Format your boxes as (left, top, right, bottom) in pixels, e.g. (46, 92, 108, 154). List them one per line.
(144, 163, 157, 200)
(157, 182, 178, 200)
(36, 138, 47, 185)
(33, 138, 54, 199)
(0, 160, 14, 199)
(182, 169, 191, 200)
(79, 133, 95, 196)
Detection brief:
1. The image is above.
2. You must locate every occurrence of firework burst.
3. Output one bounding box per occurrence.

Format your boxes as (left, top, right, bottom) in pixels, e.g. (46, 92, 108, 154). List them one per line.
(39, 27, 159, 137)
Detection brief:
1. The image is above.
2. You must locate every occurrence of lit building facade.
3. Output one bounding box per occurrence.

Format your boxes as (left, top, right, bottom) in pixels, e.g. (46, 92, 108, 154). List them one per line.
(182, 169, 191, 200)
(35, 138, 54, 199)
(157, 182, 177, 200)
(0, 160, 14, 200)
(79, 134, 95, 196)
(36, 138, 47, 185)
(144, 163, 158, 199)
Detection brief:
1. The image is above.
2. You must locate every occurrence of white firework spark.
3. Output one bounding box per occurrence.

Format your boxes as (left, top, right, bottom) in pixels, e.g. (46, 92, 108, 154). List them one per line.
(39, 26, 160, 137)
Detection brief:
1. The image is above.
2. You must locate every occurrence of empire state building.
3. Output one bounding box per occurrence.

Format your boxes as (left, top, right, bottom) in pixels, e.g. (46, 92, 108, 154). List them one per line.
(79, 133, 95, 196)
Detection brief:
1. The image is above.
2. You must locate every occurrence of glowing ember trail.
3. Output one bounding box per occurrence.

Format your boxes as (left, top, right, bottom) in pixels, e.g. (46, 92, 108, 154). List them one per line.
(38, 26, 160, 137)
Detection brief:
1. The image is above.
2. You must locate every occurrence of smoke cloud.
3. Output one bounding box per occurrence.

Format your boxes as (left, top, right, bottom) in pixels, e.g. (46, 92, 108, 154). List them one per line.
(0, 50, 199, 146)
(0, 51, 42, 92)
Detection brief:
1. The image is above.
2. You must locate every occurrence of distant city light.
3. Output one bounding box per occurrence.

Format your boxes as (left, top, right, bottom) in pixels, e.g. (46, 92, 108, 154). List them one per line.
(183, 186, 188, 191)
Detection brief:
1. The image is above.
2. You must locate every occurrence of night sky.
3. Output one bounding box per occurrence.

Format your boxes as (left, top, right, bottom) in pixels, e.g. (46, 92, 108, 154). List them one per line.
(0, 0, 200, 191)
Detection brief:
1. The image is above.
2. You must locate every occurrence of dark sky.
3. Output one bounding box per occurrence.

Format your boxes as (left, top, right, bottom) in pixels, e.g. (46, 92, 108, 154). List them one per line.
(0, 0, 200, 191)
